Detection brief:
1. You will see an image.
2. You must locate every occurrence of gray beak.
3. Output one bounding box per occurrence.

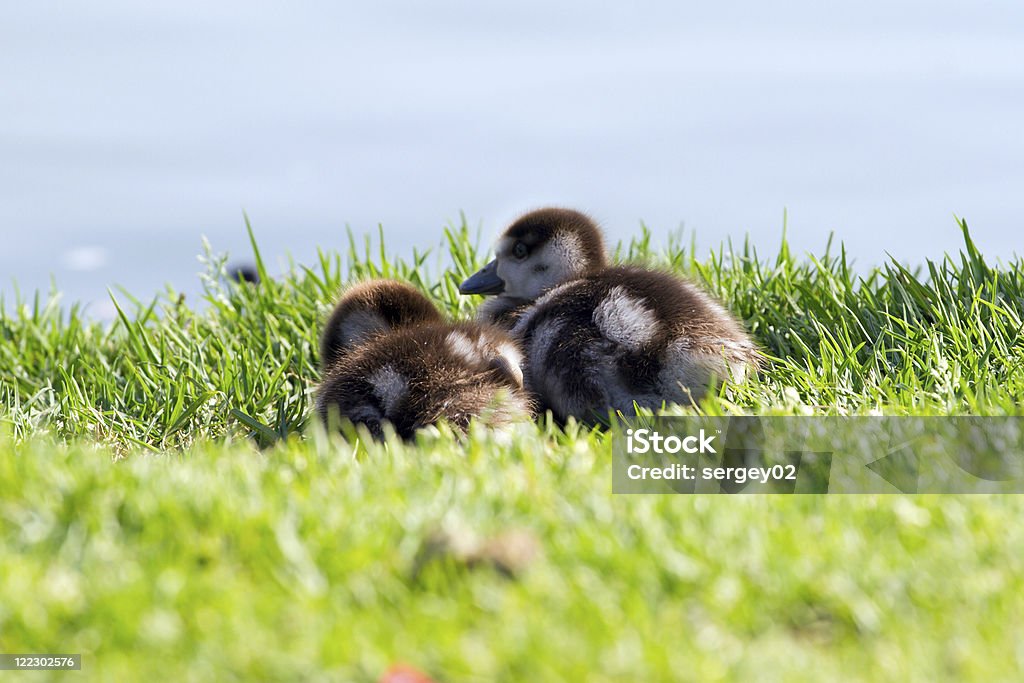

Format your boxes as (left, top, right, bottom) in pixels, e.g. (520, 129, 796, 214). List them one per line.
(459, 259, 504, 295)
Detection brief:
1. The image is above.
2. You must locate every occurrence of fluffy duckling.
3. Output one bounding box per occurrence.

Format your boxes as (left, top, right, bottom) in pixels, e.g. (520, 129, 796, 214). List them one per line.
(319, 279, 442, 370)
(459, 208, 759, 421)
(317, 279, 531, 438)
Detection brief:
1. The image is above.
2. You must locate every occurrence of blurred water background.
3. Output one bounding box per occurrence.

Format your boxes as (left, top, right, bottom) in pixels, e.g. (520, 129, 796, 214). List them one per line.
(2, 1, 1022, 318)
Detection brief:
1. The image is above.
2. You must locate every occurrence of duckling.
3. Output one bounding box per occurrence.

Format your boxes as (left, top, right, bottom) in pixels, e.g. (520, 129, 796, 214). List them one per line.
(317, 279, 531, 438)
(459, 208, 759, 421)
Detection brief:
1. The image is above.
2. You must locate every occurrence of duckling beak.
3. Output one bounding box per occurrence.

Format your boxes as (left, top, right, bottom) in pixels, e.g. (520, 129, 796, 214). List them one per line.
(459, 259, 505, 295)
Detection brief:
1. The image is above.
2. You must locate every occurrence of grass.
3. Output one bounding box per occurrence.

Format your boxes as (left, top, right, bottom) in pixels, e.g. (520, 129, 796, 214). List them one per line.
(1, 216, 1023, 680)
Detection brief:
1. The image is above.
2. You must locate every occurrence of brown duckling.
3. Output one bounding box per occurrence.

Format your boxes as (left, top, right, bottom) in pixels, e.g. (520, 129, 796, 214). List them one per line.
(317, 279, 531, 438)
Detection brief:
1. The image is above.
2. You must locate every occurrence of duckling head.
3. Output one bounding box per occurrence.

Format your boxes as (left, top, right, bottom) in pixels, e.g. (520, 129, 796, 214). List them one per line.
(459, 208, 608, 302)
(320, 279, 442, 371)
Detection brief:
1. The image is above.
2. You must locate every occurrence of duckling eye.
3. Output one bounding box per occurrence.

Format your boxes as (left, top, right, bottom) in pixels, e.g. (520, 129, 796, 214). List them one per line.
(512, 242, 529, 260)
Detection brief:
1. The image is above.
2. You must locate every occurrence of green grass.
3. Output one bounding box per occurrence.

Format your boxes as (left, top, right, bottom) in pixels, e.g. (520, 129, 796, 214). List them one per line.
(1, 216, 1023, 680)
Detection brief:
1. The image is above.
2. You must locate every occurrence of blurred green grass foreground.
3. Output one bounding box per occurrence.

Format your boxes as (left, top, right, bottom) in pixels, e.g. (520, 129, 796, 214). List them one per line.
(2, 217, 1023, 680)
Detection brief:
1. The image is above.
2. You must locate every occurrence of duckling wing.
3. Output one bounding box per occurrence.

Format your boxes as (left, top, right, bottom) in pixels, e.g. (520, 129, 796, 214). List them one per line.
(511, 279, 654, 420)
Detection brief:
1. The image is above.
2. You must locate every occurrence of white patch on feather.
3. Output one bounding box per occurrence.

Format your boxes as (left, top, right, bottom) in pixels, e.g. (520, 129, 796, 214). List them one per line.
(592, 287, 657, 351)
(446, 331, 481, 364)
(493, 342, 524, 387)
(497, 342, 522, 372)
(368, 365, 407, 415)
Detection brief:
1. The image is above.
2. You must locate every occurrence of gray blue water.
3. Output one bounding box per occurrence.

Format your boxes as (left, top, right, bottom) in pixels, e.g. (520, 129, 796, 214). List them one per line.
(2, 2, 1022, 318)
